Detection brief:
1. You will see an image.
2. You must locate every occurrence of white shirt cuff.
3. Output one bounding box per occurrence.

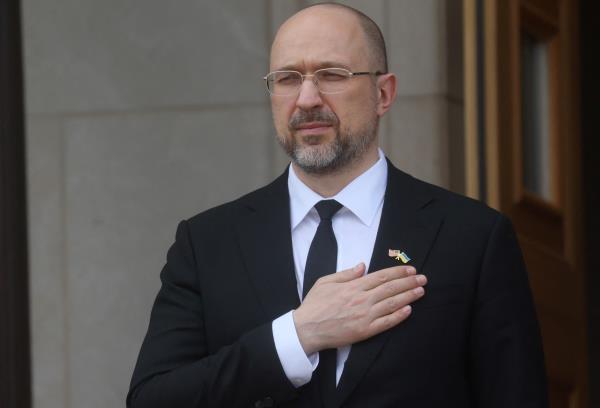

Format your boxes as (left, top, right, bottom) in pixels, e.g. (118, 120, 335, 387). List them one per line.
(272, 310, 318, 387)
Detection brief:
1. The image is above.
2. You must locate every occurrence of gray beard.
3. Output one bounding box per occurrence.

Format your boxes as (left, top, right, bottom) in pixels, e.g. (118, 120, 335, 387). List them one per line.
(277, 115, 378, 175)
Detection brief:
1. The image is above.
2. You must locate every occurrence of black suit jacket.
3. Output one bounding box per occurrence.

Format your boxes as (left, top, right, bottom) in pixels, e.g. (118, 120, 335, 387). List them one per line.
(127, 161, 548, 408)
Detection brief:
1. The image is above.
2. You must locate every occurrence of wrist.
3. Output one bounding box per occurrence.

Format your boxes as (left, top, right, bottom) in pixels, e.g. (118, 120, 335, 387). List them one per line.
(292, 309, 319, 355)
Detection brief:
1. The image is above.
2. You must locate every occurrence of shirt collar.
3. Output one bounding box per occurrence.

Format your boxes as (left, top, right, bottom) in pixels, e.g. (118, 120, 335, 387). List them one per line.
(288, 149, 388, 229)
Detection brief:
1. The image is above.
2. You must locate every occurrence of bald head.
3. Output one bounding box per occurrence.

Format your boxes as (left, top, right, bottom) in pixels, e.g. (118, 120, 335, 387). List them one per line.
(271, 3, 388, 73)
(267, 3, 398, 178)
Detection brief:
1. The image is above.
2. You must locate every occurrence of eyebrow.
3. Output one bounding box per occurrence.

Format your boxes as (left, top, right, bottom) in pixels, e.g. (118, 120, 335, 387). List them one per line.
(273, 61, 353, 72)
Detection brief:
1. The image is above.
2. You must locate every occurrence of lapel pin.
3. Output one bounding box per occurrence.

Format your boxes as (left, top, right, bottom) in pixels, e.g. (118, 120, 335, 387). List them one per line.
(388, 249, 411, 264)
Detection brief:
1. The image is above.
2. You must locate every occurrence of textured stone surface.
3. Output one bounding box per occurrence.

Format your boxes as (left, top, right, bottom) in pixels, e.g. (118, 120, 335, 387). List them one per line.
(26, 117, 68, 408)
(387, 96, 449, 187)
(61, 107, 271, 407)
(22, 0, 270, 114)
(389, 0, 447, 96)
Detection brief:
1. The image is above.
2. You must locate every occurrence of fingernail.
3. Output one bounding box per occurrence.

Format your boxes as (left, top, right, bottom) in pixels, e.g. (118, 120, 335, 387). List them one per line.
(413, 287, 424, 296)
(406, 267, 416, 275)
(354, 263, 364, 271)
(416, 275, 427, 285)
(402, 305, 412, 314)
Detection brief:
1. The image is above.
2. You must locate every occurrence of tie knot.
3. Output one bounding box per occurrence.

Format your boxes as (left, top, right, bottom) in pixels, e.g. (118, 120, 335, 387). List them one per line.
(314, 200, 343, 221)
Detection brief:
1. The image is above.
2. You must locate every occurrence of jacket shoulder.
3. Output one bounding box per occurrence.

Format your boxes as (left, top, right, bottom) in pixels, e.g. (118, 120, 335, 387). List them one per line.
(395, 168, 505, 229)
(184, 172, 287, 232)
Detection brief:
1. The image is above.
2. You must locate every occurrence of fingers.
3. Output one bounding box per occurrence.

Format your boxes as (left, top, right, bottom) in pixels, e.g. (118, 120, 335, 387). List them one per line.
(369, 274, 427, 304)
(368, 305, 413, 335)
(360, 265, 416, 291)
(323, 262, 366, 283)
(296, 262, 426, 352)
(370, 283, 425, 317)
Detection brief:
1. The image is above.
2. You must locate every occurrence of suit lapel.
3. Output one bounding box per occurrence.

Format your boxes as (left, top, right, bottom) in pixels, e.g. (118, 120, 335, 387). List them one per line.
(235, 170, 301, 320)
(235, 162, 445, 407)
(335, 162, 444, 407)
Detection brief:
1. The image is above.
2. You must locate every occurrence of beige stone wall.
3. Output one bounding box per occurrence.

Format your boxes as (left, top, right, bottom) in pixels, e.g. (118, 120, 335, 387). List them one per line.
(23, 1, 463, 407)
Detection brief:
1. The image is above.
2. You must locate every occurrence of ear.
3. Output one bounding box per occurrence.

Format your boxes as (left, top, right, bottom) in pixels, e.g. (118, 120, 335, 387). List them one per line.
(375, 73, 397, 117)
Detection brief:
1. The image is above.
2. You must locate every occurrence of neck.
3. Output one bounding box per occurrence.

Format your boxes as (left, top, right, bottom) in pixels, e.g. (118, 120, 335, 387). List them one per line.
(292, 144, 380, 197)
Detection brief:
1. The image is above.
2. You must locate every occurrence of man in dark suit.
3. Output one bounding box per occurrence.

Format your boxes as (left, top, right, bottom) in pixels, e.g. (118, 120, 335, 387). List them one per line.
(127, 3, 548, 407)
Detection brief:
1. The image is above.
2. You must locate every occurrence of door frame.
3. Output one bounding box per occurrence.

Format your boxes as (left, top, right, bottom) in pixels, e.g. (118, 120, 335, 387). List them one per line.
(463, 0, 589, 406)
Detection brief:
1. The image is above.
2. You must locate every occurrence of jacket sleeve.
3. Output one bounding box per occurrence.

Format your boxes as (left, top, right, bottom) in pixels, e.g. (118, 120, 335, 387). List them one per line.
(469, 214, 549, 407)
(126, 220, 298, 408)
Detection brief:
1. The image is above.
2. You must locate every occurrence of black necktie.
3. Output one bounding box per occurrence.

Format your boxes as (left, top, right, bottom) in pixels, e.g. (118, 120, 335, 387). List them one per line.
(302, 199, 342, 407)
(302, 199, 343, 298)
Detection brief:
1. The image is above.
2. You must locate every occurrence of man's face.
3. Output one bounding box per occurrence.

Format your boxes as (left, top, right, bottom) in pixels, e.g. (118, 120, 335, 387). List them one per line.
(269, 7, 380, 175)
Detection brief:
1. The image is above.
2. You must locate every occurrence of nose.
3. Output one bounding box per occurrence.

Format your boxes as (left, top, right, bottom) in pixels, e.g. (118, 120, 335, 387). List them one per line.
(295, 76, 323, 111)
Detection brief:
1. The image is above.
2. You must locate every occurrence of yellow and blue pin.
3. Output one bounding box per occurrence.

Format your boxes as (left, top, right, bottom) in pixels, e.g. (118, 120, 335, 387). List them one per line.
(388, 249, 411, 264)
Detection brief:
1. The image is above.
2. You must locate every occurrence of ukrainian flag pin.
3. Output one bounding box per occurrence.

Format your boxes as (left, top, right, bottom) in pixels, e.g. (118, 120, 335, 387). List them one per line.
(388, 249, 411, 264)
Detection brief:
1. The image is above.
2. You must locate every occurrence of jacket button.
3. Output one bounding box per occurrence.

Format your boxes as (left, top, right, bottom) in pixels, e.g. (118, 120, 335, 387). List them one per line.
(254, 397, 274, 407)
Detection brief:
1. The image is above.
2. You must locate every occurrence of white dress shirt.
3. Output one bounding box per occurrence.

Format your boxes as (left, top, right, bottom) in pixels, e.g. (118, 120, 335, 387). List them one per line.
(272, 149, 388, 387)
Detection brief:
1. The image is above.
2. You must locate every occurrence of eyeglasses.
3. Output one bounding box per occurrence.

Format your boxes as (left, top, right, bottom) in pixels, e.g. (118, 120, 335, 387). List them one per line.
(263, 68, 384, 96)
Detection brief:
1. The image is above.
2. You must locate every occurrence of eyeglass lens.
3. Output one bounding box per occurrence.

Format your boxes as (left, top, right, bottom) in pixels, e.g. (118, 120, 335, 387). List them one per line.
(266, 68, 351, 95)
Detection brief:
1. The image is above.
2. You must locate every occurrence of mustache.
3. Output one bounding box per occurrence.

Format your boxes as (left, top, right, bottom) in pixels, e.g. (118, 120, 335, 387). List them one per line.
(288, 110, 339, 130)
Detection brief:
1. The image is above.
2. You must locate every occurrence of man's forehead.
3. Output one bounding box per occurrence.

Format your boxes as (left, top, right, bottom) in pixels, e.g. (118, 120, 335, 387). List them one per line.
(270, 6, 365, 70)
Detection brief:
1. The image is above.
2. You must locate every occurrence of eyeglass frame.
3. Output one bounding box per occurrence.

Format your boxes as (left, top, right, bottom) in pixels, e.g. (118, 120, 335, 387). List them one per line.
(263, 67, 386, 95)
